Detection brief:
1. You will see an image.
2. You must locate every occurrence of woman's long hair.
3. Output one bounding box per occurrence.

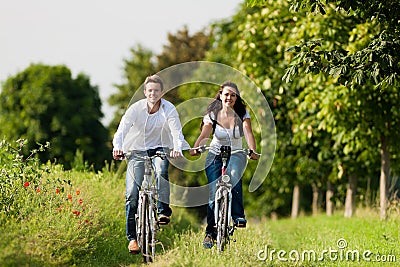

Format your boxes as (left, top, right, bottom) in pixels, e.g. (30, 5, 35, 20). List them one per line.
(201, 81, 247, 138)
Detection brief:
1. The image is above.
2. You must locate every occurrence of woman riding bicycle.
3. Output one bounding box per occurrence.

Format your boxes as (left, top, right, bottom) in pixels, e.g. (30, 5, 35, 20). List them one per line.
(189, 81, 259, 249)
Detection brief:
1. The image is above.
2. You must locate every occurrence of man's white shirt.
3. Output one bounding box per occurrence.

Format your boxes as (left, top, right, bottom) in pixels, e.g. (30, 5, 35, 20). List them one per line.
(113, 98, 189, 153)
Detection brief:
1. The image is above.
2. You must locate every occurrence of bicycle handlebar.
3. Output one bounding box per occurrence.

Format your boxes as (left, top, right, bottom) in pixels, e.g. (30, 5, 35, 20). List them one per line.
(192, 145, 260, 158)
(121, 151, 168, 160)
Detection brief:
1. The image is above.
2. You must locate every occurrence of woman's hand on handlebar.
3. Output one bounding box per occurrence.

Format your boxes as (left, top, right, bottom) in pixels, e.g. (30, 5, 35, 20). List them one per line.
(247, 149, 260, 160)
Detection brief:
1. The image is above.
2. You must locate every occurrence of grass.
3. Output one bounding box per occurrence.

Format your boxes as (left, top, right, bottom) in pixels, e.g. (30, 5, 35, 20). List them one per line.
(153, 214, 399, 267)
(0, 167, 399, 266)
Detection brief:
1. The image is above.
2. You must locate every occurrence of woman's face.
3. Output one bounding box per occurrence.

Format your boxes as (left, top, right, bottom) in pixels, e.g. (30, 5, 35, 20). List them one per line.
(220, 86, 237, 108)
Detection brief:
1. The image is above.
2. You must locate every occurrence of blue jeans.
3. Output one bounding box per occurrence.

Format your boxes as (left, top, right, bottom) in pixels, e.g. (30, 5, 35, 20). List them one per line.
(204, 151, 247, 236)
(125, 147, 172, 241)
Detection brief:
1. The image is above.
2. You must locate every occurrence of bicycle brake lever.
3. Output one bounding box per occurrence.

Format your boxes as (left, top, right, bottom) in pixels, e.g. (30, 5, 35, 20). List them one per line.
(197, 145, 206, 154)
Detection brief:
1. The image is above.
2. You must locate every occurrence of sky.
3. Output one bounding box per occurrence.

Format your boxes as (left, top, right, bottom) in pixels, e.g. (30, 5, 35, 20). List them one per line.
(0, 0, 243, 125)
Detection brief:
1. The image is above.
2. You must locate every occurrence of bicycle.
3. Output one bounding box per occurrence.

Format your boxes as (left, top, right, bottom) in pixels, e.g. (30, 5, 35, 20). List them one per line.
(193, 145, 259, 251)
(124, 150, 167, 263)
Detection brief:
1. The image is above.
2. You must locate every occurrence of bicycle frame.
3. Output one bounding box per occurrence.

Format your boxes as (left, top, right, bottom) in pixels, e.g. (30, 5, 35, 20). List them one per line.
(194, 145, 256, 251)
(125, 151, 166, 262)
(214, 146, 234, 251)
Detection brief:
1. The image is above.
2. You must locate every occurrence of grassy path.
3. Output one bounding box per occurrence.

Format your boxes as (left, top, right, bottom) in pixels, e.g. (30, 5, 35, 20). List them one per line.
(151, 213, 399, 267)
(1, 169, 399, 266)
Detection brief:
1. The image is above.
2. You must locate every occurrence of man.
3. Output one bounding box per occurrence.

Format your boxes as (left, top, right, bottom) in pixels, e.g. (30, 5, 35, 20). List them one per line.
(112, 74, 189, 254)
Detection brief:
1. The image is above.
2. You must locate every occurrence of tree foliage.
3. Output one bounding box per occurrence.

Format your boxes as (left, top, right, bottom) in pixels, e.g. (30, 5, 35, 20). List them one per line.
(108, 27, 211, 134)
(245, 0, 400, 218)
(0, 64, 111, 169)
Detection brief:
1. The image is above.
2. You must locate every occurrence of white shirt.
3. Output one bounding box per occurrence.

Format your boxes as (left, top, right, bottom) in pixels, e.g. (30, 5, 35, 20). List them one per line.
(203, 111, 250, 154)
(113, 98, 189, 152)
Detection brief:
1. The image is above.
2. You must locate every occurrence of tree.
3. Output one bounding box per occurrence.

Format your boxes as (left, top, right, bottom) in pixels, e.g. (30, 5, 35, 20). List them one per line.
(255, 0, 400, 219)
(108, 27, 211, 133)
(156, 25, 211, 71)
(0, 63, 111, 170)
(108, 44, 157, 132)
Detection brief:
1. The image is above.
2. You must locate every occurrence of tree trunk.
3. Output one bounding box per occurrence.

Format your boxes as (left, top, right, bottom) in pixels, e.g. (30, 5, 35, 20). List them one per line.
(365, 177, 371, 207)
(326, 181, 334, 216)
(312, 183, 319, 216)
(380, 134, 390, 220)
(344, 175, 357, 218)
(291, 184, 300, 219)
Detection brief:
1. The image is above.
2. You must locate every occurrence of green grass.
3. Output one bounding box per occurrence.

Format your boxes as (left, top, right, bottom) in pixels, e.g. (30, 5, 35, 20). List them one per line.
(1, 168, 399, 266)
(154, 214, 399, 267)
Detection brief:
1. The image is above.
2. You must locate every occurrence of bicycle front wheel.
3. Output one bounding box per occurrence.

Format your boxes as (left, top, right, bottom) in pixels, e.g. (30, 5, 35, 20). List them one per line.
(140, 194, 153, 263)
(216, 189, 229, 252)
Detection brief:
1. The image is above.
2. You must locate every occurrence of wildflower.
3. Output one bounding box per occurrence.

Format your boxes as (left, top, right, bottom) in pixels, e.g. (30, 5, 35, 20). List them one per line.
(72, 210, 81, 216)
(36, 188, 41, 193)
(67, 194, 72, 199)
(76, 189, 80, 195)
(78, 199, 83, 205)
(24, 181, 30, 187)
(56, 188, 60, 194)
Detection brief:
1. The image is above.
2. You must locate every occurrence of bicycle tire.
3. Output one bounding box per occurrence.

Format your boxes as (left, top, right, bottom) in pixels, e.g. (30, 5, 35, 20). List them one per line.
(216, 189, 229, 251)
(150, 201, 157, 260)
(140, 194, 152, 263)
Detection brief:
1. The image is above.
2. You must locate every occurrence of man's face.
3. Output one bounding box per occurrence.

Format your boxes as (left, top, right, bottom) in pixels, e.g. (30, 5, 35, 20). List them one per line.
(144, 82, 162, 105)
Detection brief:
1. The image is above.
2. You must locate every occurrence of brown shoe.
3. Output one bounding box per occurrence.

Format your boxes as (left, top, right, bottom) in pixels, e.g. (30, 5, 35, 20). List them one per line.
(128, 240, 140, 254)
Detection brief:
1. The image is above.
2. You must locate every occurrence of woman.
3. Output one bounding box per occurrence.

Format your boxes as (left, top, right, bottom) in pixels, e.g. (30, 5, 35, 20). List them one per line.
(190, 81, 259, 249)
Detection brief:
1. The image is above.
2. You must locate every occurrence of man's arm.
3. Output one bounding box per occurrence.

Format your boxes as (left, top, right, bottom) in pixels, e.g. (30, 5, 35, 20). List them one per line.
(166, 107, 189, 157)
(112, 106, 136, 159)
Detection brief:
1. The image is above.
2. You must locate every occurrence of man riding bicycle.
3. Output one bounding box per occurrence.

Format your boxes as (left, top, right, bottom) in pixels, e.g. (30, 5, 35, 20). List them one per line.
(113, 74, 189, 254)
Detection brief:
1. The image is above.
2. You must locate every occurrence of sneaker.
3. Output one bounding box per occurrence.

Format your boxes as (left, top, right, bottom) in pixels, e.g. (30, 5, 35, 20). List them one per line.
(203, 234, 214, 249)
(158, 214, 170, 225)
(128, 240, 140, 254)
(234, 218, 247, 228)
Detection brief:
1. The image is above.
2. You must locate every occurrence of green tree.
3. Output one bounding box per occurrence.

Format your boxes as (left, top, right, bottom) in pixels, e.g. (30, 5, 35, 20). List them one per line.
(0, 63, 111, 170)
(265, 0, 400, 219)
(108, 27, 211, 134)
(108, 44, 157, 132)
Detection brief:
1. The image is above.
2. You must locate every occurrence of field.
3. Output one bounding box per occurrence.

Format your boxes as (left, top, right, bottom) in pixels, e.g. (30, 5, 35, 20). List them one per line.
(1, 166, 399, 267)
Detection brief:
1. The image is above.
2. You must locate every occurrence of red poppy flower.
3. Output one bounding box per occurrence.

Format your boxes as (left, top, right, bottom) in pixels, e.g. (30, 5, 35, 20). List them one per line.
(76, 189, 80, 195)
(67, 194, 72, 199)
(78, 199, 83, 205)
(56, 188, 60, 194)
(24, 181, 30, 187)
(72, 210, 81, 216)
(36, 188, 41, 193)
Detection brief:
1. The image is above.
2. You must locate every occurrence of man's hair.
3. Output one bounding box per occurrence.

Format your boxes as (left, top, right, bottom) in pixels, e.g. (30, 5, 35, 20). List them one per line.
(144, 74, 164, 91)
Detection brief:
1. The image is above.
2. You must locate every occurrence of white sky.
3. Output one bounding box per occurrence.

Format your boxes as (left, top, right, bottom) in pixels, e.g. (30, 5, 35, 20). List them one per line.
(0, 0, 243, 125)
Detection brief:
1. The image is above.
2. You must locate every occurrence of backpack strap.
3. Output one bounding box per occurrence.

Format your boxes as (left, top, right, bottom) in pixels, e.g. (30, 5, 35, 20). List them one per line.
(211, 111, 218, 135)
(211, 111, 246, 136)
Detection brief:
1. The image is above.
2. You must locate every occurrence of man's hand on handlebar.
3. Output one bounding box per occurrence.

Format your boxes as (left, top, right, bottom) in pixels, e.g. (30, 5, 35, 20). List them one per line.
(113, 149, 125, 160)
(169, 150, 183, 158)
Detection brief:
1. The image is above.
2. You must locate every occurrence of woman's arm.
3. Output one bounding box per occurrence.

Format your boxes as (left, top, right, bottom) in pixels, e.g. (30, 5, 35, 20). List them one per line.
(189, 122, 213, 156)
(243, 118, 259, 160)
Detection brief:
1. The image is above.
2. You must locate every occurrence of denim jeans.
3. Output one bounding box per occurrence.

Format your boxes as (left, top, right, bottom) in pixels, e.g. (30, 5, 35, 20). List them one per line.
(125, 147, 172, 241)
(204, 151, 247, 236)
